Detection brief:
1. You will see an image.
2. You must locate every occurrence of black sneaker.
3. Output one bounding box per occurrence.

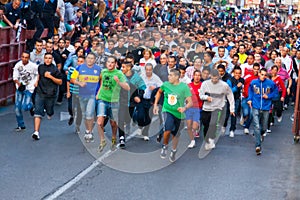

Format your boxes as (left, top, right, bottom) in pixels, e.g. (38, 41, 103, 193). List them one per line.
(256, 146, 261, 155)
(156, 134, 162, 143)
(15, 126, 26, 132)
(30, 108, 35, 116)
(119, 139, 126, 149)
(68, 116, 74, 126)
(294, 136, 300, 144)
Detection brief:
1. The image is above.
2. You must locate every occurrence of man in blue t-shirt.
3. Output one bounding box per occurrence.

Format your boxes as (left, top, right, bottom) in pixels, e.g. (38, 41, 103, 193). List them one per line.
(71, 53, 102, 142)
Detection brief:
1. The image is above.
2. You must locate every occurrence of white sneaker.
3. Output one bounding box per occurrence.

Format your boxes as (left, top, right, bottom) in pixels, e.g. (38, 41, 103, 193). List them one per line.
(229, 131, 234, 138)
(221, 126, 226, 134)
(263, 133, 267, 137)
(277, 116, 282, 122)
(87, 133, 94, 142)
(188, 140, 196, 149)
(208, 138, 215, 149)
(266, 129, 271, 133)
(244, 128, 250, 135)
(143, 136, 149, 141)
(204, 142, 212, 151)
(290, 114, 294, 122)
(205, 139, 215, 150)
(136, 128, 142, 136)
(31, 131, 40, 140)
(270, 122, 274, 126)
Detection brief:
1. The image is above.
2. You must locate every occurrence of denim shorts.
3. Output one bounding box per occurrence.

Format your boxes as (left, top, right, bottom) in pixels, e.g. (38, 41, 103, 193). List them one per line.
(79, 95, 96, 120)
(34, 93, 56, 118)
(97, 100, 119, 122)
(185, 107, 201, 123)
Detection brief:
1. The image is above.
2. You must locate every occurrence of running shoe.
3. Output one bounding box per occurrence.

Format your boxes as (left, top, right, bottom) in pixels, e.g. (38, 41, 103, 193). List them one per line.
(31, 131, 40, 140)
(111, 138, 117, 150)
(119, 136, 126, 149)
(160, 145, 168, 159)
(15, 126, 26, 132)
(156, 134, 162, 143)
(169, 149, 177, 162)
(68, 116, 74, 126)
(98, 140, 107, 152)
(256, 146, 261, 155)
(244, 128, 249, 135)
(143, 136, 149, 141)
(194, 130, 200, 138)
(84, 131, 91, 143)
(188, 140, 196, 149)
(221, 126, 226, 134)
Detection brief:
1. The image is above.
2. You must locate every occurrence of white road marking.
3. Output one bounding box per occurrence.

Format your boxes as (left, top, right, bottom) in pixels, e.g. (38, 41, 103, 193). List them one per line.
(43, 130, 140, 200)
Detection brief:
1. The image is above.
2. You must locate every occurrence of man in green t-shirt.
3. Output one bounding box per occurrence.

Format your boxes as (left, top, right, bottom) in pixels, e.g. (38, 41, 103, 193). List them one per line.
(153, 69, 193, 162)
(96, 56, 130, 152)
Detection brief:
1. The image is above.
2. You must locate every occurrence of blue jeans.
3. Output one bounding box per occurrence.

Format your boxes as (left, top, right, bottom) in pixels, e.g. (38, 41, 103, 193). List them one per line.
(230, 99, 241, 131)
(15, 90, 33, 127)
(241, 98, 252, 128)
(252, 109, 269, 148)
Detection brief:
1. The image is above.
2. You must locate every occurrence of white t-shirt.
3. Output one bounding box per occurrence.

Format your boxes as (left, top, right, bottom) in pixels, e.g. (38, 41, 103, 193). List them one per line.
(13, 61, 38, 93)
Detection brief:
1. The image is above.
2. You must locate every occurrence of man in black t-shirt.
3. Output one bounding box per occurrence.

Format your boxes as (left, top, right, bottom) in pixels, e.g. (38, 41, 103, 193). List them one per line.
(55, 38, 70, 104)
(4, 0, 21, 29)
(32, 53, 62, 140)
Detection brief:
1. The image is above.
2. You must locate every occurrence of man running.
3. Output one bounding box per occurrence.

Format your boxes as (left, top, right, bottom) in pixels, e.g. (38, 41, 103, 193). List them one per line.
(153, 69, 193, 162)
(96, 56, 130, 152)
(200, 69, 235, 150)
(247, 68, 278, 155)
(13, 51, 38, 131)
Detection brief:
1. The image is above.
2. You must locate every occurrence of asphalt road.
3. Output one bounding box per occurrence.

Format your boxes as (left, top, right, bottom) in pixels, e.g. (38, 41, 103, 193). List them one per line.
(0, 102, 299, 200)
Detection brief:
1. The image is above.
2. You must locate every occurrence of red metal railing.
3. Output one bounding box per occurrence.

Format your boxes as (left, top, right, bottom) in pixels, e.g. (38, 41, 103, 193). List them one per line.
(0, 27, 26, 105)
(292, 70, 300, 137)
(0, 27, 48, 105)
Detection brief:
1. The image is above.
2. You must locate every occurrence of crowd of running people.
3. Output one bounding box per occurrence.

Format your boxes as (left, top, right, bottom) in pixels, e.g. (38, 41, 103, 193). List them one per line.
(8, 0, 299, 162)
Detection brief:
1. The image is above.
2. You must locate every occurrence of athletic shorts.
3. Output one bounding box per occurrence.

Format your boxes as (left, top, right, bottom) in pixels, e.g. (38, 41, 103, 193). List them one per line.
(163, 112, 184, 136)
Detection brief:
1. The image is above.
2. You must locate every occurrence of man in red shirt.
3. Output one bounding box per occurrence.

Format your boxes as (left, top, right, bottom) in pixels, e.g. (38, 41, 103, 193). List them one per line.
(185, 70, 203, 148)
(240, 63, 260, 134)
(266, 65, 287, 133)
